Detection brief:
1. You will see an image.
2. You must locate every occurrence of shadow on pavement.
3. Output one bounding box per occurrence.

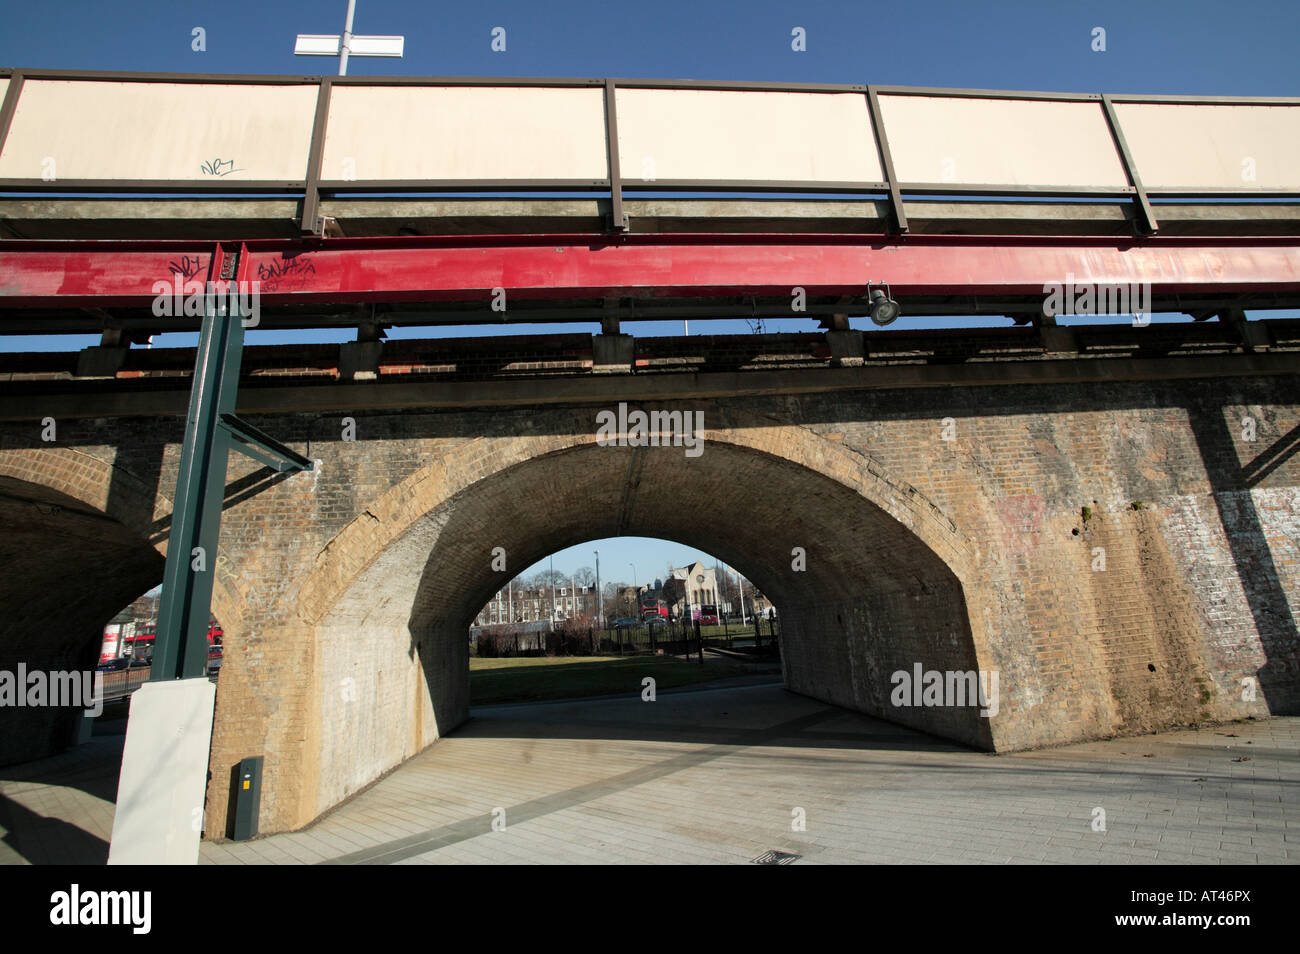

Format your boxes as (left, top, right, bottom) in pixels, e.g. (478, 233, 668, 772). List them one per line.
(0, 792, 109, 864)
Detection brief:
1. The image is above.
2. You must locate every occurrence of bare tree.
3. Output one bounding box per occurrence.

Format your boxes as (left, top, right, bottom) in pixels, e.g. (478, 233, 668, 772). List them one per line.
(600, 582, 638, 618)
(574, 566, 596, 588)
(533, 569, 566, 588)
(661, 577, 686, 617)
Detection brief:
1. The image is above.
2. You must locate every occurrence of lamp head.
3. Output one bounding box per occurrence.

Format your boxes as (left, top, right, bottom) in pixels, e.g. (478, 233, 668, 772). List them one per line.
(869, 287, 901, 326)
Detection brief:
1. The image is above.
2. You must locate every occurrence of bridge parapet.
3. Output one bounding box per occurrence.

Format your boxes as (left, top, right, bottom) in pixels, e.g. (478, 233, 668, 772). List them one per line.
(1, 70, 1298, 237)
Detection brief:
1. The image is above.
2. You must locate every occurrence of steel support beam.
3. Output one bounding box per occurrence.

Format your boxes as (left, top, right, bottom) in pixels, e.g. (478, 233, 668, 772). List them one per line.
(150, 244, 312, 681)
(151, 260, 245, 681)
(2, 234, 1298, 314)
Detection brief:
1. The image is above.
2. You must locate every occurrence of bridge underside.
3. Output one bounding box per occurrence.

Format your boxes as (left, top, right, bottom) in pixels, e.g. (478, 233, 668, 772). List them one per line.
(307, 437, 984, 826)
(0, 477, 162, 764)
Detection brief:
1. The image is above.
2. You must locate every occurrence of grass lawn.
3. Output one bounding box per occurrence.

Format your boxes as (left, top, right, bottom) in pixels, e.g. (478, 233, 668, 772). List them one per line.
(469, 654, 779, 705)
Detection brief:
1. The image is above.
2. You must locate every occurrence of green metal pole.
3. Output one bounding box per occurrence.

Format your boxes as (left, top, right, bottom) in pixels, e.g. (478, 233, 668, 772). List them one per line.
(152, 289, 245, 682)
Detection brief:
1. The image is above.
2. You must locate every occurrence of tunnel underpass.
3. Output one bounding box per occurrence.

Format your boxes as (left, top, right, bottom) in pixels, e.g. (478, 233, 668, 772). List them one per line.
(303, 428, 988, 823)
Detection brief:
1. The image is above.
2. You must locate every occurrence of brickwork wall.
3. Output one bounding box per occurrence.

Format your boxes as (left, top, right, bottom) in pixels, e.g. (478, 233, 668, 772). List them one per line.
(0, 373, 1295, 835)
(760, 377, 1300, 749)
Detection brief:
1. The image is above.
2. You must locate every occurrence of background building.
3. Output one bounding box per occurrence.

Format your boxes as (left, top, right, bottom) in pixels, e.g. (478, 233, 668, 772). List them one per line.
(667, 562, 721, 620)
(474, 582, 597, 626)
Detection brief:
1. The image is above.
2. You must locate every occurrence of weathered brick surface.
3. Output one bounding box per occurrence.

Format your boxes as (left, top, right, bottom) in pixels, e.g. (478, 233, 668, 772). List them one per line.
(0, 374, 1295, 836)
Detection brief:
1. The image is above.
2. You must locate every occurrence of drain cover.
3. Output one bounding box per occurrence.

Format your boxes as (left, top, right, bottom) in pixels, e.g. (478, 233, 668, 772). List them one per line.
(751, 849, 800, 865)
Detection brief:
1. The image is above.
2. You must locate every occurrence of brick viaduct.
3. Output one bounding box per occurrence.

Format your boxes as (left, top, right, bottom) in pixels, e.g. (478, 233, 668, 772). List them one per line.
(0, 338, 1297, 838)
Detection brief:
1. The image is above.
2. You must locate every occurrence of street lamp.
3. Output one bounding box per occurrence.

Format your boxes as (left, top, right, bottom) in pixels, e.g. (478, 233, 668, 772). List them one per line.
(594, 550, 602, 627)
(549, 555, 557, 631)
(293, 0, 405, 76)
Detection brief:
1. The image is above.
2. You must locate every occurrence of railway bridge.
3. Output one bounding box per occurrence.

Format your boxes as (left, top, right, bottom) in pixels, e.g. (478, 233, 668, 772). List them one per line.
(0, 69, 1297, 851)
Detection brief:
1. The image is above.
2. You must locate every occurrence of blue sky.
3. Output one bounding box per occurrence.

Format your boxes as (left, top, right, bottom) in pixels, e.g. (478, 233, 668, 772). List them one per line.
(4, 0, 1297, 583)
(516, 536, 728, 594)
(3, 0, 1297, 92)
(2, 0, 1295, 352)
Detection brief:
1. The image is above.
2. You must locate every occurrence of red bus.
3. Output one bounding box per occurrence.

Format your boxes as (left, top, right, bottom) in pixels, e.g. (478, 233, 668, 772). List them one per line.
(640, 596, 668, 619)
(121, 618, 223, 662)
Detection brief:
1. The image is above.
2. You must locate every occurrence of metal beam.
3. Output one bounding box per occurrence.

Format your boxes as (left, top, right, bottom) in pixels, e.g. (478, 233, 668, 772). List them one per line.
(148, 243, 311, 680)
(2, 234, 1298, 311)
(865, 86, 907, 232)
(603, 79, 627, 232)
(219, 413, 313, 472)
(300, 78, 334, 235)
(151, 245, 247, 682)
(1100, 93, 1159, 235)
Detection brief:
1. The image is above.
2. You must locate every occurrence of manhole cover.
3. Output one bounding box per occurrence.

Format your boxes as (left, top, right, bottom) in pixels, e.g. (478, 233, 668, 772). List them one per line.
(751, 849, 800, 865)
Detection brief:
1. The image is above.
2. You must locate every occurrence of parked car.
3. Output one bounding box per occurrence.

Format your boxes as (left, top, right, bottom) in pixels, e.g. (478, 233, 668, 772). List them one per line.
(97, 657, 130, 672)
(700, 613, 719, 625)
(610, 617, 640, 628)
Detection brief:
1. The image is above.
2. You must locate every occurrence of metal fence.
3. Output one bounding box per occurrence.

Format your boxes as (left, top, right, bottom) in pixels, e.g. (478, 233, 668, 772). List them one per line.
(96, 663, 220, 704)
(604, 616, 782, 658)
(468, 615, 782, 660)
(97, 666, 151, 703)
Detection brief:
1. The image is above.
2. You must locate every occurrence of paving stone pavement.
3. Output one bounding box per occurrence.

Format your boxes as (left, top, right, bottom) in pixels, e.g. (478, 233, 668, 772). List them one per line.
(0, 719, 123, 865)
(2, 683, 1296, 864)
(203, 684, 1298, 866)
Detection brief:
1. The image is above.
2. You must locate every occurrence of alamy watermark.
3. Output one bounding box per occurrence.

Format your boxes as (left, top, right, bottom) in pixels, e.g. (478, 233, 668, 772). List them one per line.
(595, 402, 704, 458)
(891, 664, 999, 718)
(0, 666, 103, 717)
(151, 276, 261, 327)
(50, 884, 150, 934)
(1043, 273, 1151, 326)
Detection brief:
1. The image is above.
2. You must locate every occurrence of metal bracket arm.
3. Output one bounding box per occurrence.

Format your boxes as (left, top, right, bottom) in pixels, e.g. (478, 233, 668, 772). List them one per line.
(219, 413, 314, 473)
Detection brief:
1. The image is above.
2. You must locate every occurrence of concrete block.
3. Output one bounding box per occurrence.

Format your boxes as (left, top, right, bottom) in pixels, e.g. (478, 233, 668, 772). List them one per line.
(592, 334, 634, 373)
(76, 710, 95, 745)
(825, 330, 865, 366)
(109, 678, 216, 865)
(75, 346, 127, 378)
(1039, 326, 1078, 354)
(340, 340, 383, 381)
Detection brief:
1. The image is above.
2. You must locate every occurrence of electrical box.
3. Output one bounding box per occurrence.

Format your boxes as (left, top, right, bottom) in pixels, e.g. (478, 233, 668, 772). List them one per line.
(232, 756, 263, 841)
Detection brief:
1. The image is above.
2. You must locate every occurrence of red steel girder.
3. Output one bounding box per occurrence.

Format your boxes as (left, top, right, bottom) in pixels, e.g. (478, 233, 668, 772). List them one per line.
(1, 233, 1298, 308)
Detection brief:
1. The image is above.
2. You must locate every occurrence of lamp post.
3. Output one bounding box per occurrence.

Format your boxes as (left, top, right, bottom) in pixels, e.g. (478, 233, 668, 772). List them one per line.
(594, 550, 602, 627)
(737, 570, 749, 628)
(293, 0, 405, 76)
(549, 555, 557, 633)
(629, 563, 637, 620)
(716, 559, 730, 638)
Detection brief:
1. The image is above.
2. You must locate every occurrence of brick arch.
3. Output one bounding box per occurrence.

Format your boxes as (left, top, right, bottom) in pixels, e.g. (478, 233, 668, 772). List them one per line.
(283, 407, 993, 825)
(295, 406, 975, 626)
(0, 446, 245, 635)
